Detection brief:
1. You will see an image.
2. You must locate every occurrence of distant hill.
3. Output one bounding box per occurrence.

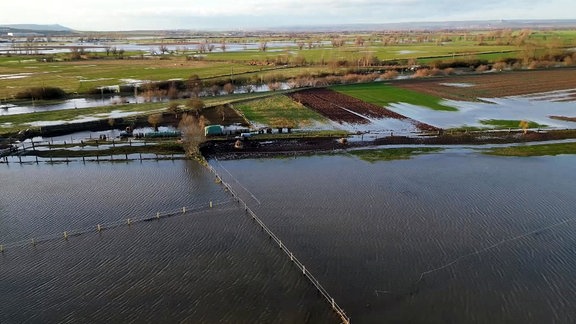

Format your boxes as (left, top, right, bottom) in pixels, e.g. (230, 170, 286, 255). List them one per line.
(0, 24, 73, 32)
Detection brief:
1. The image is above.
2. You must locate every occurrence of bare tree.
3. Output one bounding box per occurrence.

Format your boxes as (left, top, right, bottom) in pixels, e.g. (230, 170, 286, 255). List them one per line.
(148, 113, 163, 131)
(331, 38, 345, 47)
(159, 44, 169, 54)
(267, 82, 280, 91)
(179, 113, 207, 157)
(216, 105, 226, 122)
(187, 74, 203, 97)
(259, 41, 268, 52)
(209, 84, 221, 96)
(167, 82, 179, 99)
(168, 102, 182, 117)
(223, 83, 235, 94)
(186, 98, 205, 116)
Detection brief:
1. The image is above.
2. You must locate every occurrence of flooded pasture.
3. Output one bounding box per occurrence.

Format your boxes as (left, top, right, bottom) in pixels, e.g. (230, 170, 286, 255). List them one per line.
(389, 88, 576, 129)
(2, 147, 576, 323)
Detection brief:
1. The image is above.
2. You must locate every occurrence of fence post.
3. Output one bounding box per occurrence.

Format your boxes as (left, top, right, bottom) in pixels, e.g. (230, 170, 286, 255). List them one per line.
(63, 231, 68, 240)
(156, 212, 160, 219)
(182, 207, 186, 213)
(97, 224, 102, 232)
(210, 201, 213, 208)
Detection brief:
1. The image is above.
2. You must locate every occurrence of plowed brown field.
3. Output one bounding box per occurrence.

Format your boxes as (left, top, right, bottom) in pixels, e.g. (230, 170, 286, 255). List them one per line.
(394, 68, 576, 101)
(287, 88, 438, 131)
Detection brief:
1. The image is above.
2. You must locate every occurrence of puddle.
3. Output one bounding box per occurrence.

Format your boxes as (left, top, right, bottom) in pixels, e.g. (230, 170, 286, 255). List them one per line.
(440, 83, 475, 88)
(0, 73, 32, 80)
(397, 50, 420, 55)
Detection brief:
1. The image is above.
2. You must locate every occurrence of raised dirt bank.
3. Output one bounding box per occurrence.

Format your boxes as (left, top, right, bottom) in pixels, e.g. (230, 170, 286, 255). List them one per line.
(201, 129, 576, 160)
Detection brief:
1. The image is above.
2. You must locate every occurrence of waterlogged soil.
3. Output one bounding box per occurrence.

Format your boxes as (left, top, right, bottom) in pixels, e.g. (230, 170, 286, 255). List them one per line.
(394, 68, 576, 101)
(287, 88, 439, 131)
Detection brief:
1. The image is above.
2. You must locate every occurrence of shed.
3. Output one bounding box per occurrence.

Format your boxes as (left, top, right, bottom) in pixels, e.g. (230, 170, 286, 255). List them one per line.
(204, 125, 223, 136)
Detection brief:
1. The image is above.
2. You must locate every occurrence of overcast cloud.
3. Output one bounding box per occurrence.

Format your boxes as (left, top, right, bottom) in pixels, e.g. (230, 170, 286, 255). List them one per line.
(1, 0, 573, 31)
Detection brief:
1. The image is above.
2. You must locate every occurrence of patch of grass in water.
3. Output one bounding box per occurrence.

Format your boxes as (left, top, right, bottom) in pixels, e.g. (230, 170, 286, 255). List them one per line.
(484, 142, 576, 157)
(349, 147, 443, 162)
(331, 82, 458, 111)
(480, 119, 547, 129)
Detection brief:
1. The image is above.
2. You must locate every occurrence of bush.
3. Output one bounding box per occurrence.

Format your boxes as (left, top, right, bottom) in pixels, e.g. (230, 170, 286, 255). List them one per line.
(15, 87, 67, 100)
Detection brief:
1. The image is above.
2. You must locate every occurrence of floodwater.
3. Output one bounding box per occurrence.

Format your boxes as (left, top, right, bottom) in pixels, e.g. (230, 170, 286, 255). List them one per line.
(2, 149, 576, 323)
(389, 88, 576, 129)
(0, 84, 289, 117)
(0, 96, 155, 116)
(0, 160, 337, 323)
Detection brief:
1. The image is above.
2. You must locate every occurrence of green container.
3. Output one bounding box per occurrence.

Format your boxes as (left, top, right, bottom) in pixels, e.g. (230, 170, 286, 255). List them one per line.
(204, 125, 223, 136)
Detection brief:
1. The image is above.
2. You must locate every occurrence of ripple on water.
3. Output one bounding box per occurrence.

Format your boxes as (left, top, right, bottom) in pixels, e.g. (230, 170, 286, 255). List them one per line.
(214, 152, 576, 323)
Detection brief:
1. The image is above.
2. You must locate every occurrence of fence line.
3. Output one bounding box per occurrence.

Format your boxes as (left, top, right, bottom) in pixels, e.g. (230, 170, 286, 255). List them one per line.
(1, 138, 184, 166)
(0, 154, 187, 165)
(0, 199, 233, 253)
(207, 160, 350, 324)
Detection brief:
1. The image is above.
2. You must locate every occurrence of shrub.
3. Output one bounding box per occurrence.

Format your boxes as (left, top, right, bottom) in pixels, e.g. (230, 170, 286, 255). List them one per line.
(15, 87, 67, 100)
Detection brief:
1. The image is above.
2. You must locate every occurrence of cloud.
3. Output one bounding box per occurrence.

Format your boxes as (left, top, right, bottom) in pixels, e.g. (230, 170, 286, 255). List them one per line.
(2, 0, 574, 30)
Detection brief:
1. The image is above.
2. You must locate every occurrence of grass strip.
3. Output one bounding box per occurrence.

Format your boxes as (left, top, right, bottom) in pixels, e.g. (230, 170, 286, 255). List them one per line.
(349, 147, 443, 162)
(484, 142, 576, 157)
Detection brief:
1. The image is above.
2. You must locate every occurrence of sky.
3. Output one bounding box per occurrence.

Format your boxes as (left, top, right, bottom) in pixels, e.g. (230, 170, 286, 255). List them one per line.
(1, 0, 574, 31)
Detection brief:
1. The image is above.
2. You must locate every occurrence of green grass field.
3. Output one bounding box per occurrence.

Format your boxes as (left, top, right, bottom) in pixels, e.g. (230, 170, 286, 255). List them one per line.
(2, 28, 572, 100)
(484, 142, 576, 157)
(330, 82, 458, 111)
(349, 147, 443, 162)
(236, 95, 328, 127)
(480, 119, 548, 129)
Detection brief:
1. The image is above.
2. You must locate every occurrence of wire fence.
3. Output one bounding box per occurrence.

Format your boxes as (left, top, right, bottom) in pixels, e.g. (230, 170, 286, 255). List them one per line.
(207, 161, 351, 324)
(0, 199, 233, 253)
(0, 137, 186, 165)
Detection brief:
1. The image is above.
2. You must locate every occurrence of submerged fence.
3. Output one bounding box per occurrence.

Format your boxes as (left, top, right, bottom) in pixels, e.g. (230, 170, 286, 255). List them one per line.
(207, 160, 351, 324)
(0, 199, 233, 253)
(0, 138, 186, 165)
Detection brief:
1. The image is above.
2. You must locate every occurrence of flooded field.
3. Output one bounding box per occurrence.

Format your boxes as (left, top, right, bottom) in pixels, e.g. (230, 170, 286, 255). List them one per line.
(213, 150, 576, 323)
(389, 89, 576, 129)
(2, 148, 576, 323)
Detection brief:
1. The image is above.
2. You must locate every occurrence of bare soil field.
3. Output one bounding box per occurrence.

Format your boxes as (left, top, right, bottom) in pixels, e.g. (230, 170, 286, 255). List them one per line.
(287, 88, 438, 131)
(394, 68, 576, 101)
